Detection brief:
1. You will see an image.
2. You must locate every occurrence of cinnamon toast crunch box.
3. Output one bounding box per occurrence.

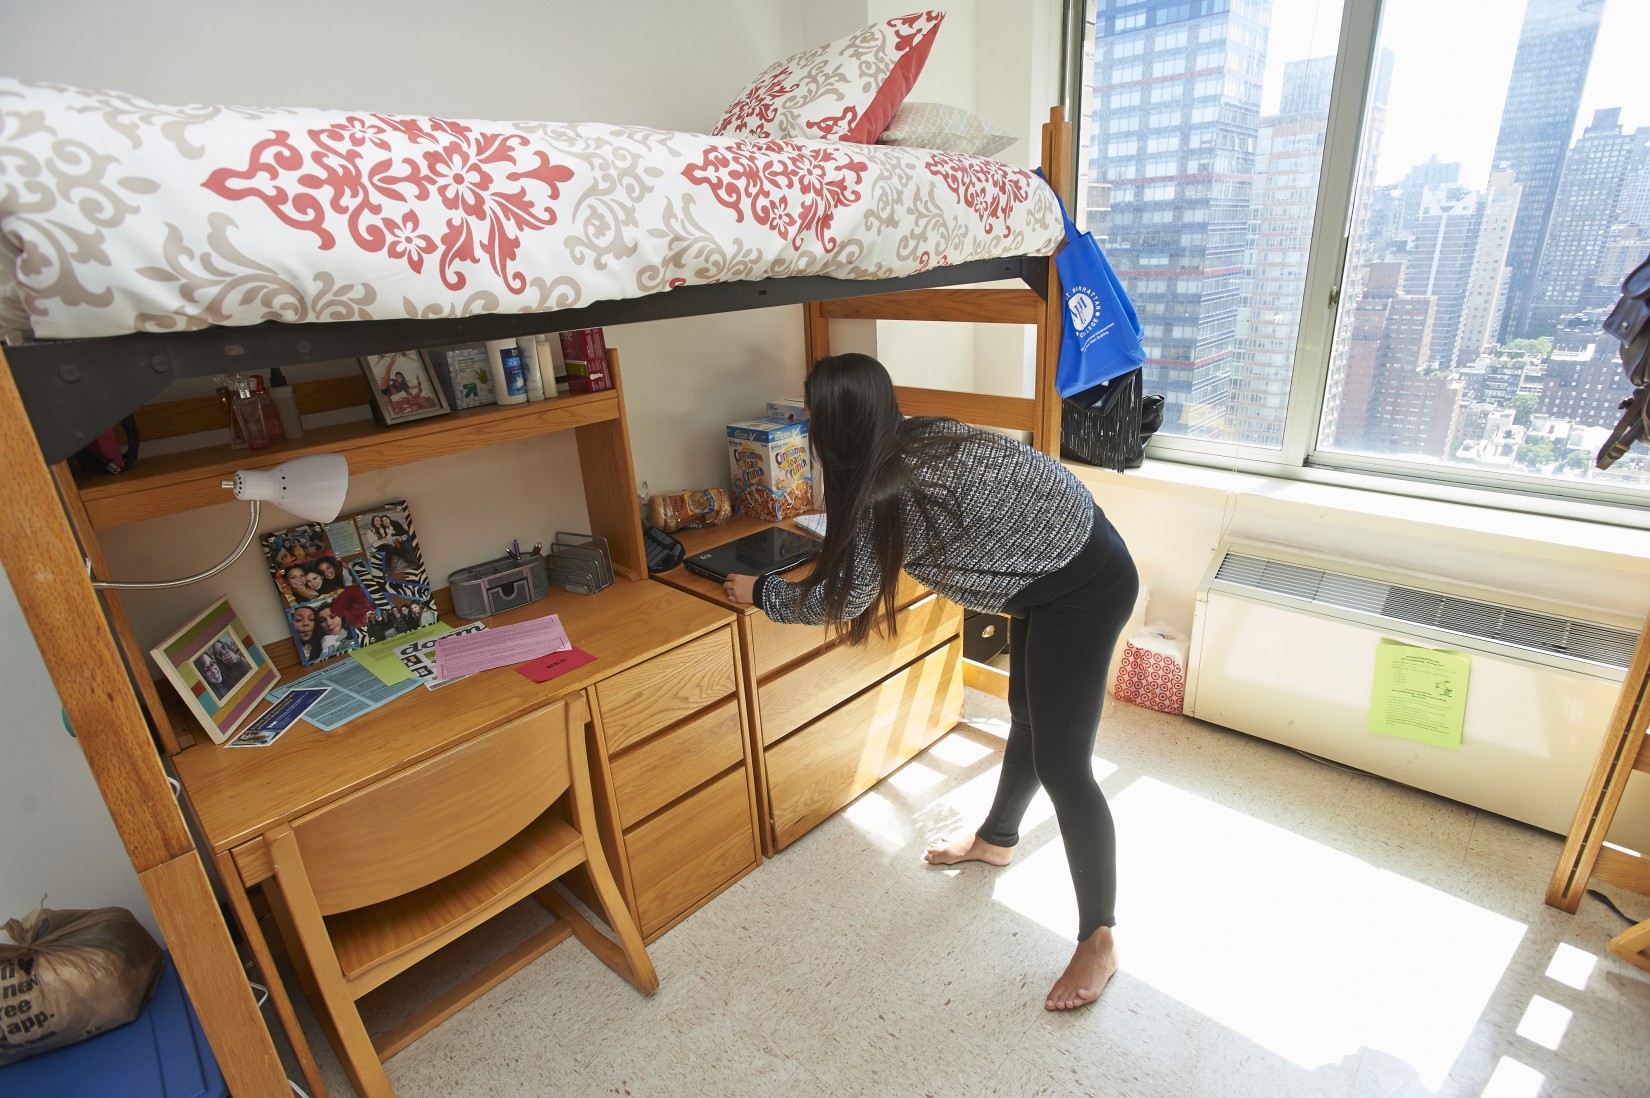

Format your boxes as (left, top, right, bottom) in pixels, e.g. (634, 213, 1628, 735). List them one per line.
(726, 418, 813, 522)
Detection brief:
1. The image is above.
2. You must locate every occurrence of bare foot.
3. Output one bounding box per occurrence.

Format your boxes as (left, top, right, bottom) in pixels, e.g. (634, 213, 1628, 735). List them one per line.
(922, 833, 1013, 866)
(1045, 928, 1118, 1011)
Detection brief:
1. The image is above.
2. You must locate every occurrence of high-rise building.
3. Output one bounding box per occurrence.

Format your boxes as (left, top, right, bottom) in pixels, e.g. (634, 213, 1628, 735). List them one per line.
(1089, 0, 1271, 438)
(1455, 171, 1522, 366)
(1396, 156, 1462, 236)
(1489, 0, 1606, 341)
(1539, 339, 1634, 429)
(1402, 184, 1480, 369)
(1333, 260, 1457, 457)
(1229, 55, 1334, 448)
(1318, 48, 1395, 451)
(1528, 109, 1650, 328)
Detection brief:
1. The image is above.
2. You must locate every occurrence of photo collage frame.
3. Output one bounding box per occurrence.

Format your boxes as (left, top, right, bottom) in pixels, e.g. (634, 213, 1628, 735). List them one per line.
(261, 499, 440, 666)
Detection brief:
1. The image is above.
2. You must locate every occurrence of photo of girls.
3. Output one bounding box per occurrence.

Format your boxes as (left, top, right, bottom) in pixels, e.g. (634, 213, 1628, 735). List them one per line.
(359, 350, 449, 425)
(194, 630, 253, 699)
(261, 502, 432, 665)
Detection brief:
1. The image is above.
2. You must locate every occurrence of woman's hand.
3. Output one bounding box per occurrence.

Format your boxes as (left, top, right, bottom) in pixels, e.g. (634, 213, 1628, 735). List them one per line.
(723, 573, 757, 605)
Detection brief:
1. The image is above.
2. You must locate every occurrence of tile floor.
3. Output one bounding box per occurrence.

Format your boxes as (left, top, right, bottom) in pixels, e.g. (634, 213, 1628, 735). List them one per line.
(269, 690, 1650, 1097)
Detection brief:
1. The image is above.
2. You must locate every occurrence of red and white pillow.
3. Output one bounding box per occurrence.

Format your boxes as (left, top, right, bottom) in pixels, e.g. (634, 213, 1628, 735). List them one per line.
(711, 11, 945, 144)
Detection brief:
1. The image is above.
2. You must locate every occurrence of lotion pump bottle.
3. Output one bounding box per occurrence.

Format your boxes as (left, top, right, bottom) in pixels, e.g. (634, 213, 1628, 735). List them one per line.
(268, 367, 305, 438)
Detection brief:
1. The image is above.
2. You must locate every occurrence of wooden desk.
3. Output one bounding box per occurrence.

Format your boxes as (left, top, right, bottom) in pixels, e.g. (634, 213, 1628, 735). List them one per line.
(653, 515, 964, 854)
(173, 578, 762, 1093)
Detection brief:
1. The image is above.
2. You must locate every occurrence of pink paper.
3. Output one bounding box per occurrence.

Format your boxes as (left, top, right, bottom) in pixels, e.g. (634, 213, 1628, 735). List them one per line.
(434, 614, 571, 679)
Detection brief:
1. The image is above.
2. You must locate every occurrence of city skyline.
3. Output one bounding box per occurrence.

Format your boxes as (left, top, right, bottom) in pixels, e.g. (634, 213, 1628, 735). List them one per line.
(1259, 0, 1646, 189)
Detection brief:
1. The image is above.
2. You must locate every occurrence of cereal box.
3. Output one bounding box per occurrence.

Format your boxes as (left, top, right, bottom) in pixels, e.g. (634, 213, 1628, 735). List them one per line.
(726, 418, 813, 522)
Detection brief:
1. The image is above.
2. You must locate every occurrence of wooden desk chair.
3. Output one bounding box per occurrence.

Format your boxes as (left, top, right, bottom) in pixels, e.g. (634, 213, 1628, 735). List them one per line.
(1608, 918, 1650, 974)
(261, 695, 657, 1098)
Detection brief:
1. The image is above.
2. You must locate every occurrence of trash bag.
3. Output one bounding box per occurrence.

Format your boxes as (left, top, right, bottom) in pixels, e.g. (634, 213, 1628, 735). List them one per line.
(0, 904, 162, 1065)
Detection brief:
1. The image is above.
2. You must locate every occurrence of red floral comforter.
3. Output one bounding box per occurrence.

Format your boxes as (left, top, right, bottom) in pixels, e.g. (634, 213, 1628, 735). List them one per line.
(0, 78, 1061, 342)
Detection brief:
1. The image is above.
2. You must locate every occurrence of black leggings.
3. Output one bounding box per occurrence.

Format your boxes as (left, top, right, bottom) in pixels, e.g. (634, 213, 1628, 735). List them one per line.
(977, 506, 1138, 942)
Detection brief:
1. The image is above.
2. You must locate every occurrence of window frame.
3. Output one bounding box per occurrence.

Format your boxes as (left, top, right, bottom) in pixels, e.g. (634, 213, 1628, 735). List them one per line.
(1064, 0, 1650, 528)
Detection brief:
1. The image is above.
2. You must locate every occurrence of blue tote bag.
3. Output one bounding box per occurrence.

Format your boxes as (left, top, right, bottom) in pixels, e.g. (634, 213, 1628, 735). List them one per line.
(1038, 171, 1146, 401)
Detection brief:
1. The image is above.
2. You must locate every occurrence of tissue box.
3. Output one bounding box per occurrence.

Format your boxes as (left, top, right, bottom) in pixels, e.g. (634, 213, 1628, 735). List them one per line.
(727, 417, 813, 522)
(421, 344, 496, 409)
(558, 328, 612, 393)
(1113, 624, 1188, 714)
(765, 397, 807, 423)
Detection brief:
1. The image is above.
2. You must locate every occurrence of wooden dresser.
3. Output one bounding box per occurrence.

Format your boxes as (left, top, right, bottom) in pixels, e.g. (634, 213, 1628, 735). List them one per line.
(653, 515, 965, 854)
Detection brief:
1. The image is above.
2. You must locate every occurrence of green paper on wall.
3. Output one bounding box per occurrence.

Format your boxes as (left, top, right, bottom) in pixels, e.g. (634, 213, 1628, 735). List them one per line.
(1368, 640, 1469, 750)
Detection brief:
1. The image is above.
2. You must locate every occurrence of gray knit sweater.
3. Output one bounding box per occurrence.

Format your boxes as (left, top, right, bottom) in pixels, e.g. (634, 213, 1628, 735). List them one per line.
(757, 420, 1095, 625)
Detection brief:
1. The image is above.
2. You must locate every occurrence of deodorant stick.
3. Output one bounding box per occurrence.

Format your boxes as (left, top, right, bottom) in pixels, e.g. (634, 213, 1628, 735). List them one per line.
(487, 338, 527, 405)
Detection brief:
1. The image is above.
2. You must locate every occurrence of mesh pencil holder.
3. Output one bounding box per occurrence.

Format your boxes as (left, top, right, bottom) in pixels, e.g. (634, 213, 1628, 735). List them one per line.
(1060, 368, 1145, 472)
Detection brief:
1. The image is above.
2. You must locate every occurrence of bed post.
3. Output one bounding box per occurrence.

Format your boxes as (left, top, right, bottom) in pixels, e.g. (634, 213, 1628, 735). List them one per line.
(0, 349, 290, 1096)
(1038, 106, 1072, 459)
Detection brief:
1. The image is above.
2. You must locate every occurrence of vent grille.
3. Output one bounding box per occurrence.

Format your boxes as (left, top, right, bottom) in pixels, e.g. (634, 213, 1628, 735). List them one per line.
(1214, 551, 1636, 671)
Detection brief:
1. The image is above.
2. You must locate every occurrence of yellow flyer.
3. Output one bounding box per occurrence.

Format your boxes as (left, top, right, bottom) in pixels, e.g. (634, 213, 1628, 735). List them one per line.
(1368, 640, 1470, 750)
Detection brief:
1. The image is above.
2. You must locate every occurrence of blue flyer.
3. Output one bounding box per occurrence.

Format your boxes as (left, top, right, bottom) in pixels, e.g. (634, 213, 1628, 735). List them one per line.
(227, 687, 330, 747)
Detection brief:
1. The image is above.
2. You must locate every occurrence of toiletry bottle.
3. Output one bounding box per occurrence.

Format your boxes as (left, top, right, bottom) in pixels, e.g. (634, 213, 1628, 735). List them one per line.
(229, 378, 270, 450)
(534, 335, 560, 399)
(215, 373, 246, 449)
(517, 336, 546, 402)
(487, 338, 527, 405)
(268, 366, 305, 438)
(249, 374, 286, 445)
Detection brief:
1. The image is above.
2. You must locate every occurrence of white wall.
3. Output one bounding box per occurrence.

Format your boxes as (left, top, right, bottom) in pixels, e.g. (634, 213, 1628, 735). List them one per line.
(0, 563, 160, 938)
(0, 1, 1061, 942)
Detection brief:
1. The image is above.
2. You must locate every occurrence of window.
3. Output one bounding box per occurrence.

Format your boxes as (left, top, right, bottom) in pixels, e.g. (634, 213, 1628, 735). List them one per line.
(1071, 0, 1650, 511)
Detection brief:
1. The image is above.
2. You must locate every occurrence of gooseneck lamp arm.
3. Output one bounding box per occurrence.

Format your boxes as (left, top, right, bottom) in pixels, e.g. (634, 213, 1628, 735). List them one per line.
(91, 495, 264, 591)
(88, 453, 349, 592)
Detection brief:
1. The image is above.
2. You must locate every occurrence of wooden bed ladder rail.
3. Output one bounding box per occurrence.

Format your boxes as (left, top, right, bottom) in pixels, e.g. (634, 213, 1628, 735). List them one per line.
(1547, 605, 1650, 969)
(801, 108, 1072, 703)
(802, 106, 1072, 463)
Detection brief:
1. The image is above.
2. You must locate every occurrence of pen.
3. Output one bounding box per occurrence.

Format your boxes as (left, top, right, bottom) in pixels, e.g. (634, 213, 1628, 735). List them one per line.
(511, 539, 520, 559)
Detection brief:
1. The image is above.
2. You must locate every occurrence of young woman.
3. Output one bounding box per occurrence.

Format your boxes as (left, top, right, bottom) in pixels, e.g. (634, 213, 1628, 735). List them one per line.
(723, 353, 1139, 1011)
(289, 604, 325, 664)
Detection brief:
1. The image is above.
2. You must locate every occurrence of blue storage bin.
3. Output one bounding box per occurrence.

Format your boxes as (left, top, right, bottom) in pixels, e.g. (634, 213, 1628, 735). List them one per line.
(0, 951, 226, 1097)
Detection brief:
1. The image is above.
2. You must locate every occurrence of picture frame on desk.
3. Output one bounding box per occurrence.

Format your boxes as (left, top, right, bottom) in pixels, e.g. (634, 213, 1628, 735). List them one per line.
(150, 597, 279, 745)
(261, 500, 437, 665)
(359, 350, 450, 426)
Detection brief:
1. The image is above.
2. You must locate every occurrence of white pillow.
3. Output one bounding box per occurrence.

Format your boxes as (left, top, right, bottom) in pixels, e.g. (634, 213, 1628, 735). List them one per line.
(876, 101, 1017, 157)
(711, 11, 946, 143)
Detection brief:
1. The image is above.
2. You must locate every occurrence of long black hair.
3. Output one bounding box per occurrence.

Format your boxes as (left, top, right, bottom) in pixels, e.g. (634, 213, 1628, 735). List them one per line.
(800, 353, 973, 645)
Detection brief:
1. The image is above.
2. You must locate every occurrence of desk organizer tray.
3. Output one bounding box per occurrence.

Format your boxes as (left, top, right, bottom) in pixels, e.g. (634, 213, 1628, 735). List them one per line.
(448, 553, 550, 619)
(547, 532, 613, 594)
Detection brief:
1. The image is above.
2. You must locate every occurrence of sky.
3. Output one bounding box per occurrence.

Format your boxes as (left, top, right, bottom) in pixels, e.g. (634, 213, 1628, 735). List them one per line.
(1257, 0, 1649, 188)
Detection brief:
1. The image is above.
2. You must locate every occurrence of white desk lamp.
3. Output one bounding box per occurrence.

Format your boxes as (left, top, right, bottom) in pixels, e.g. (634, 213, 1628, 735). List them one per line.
(92, 452, 349, 590)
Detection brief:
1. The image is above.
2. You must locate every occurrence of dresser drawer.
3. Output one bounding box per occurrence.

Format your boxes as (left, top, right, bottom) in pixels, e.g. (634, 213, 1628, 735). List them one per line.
(747, 571, 936, 680)
(766, 637, 963, 850)
(760, 594, 961, 747)
(597, 629, 736, 753)
(626, 767, 757, 938)
(609, 698, 743, 828)
(749, 613, 832, 679)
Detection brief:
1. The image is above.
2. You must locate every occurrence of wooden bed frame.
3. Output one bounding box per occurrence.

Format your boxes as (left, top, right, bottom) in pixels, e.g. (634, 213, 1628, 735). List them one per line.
(0, 109, 1071, 1095)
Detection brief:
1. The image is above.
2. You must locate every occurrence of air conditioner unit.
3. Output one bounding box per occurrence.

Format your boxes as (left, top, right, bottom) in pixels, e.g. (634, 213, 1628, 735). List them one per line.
(1186, 541, 1650, 850)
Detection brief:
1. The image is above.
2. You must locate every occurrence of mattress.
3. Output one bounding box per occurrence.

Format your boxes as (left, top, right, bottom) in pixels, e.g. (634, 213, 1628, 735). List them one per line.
(0, 78, 1062, 343)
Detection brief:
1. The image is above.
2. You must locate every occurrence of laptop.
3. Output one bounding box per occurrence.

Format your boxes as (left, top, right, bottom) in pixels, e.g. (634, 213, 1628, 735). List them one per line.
(682, 526, 823, 583)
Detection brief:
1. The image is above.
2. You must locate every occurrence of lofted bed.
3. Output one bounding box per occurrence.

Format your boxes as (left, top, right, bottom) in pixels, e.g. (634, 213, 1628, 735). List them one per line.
(0, 69, 1072, 1096)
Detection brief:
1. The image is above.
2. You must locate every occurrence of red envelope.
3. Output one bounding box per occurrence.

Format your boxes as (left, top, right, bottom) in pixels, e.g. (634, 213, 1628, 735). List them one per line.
(516, 645, 597, 683)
